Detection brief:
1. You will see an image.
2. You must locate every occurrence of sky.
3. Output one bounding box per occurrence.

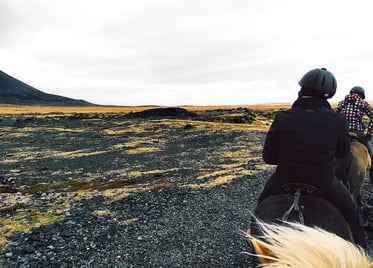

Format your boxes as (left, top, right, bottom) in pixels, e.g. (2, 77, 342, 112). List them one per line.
(1, 0, 373, 106)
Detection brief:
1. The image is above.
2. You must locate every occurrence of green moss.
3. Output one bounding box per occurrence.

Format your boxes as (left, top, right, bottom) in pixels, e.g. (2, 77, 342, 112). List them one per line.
(0, 209, 57, 247)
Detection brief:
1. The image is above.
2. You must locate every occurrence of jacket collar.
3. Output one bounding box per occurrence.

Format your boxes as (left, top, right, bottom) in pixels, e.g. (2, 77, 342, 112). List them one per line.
(292, 97, 331, 109)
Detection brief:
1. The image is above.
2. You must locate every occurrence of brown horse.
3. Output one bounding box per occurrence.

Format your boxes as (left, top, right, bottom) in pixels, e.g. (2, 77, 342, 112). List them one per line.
(344, 140, 371, 206)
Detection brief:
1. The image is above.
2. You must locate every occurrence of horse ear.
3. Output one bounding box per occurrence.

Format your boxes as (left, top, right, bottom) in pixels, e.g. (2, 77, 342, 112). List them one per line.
(246, 228, 275, 265)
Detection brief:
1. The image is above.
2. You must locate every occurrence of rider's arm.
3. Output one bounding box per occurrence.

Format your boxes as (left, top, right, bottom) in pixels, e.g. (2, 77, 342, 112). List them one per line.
(362, 101, 373, 135)
(335, 100, 344, 113)
(262, 119, 279, 165)
(335, 118, 351, 159)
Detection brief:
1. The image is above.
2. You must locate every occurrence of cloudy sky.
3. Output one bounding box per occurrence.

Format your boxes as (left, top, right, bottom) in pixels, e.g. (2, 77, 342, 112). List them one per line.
(1, 0, 373, 106)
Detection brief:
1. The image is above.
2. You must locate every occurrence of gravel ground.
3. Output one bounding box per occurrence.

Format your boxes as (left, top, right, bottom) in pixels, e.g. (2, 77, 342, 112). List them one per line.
(0, 109, 372, 267)
(2, 173, 270, 268)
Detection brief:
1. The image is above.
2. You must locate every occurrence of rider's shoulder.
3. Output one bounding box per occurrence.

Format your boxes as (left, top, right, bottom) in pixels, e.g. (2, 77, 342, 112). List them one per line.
(359, 99, 373, 109)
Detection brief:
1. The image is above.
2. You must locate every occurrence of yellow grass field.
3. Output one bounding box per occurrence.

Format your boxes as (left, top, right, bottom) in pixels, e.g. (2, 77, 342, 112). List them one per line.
(0, 104, 293, 114)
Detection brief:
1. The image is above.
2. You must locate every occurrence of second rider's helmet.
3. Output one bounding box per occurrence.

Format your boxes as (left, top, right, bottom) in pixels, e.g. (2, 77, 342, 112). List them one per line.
(350, 86, 365, 99)
(298, 68, 337, 99)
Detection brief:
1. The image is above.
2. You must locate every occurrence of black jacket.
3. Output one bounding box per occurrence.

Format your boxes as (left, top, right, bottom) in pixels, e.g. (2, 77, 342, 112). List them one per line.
(263, 97, 350, 185)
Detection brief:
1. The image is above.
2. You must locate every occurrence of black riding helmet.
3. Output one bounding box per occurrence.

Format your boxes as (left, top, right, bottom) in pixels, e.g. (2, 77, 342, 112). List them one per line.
(350, 86, 365, 99)
(298, 68, 337, 99)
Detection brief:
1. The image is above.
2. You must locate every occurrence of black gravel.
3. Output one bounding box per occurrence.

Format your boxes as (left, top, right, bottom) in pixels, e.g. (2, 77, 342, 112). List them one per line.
(0, 110, 372, 267)
(2, 173, 271, 267)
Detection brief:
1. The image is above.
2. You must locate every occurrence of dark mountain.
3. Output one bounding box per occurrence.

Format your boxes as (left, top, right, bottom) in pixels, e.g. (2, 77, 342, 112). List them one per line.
(0, 70, 94, 106)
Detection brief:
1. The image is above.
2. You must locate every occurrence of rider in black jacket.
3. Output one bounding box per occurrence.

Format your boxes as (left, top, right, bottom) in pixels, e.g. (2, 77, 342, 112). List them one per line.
(257, 68, 367, 249)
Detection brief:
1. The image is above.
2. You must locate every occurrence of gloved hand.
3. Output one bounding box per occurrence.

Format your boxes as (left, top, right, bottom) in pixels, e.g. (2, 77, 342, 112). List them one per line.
(365, 133, 372, 141)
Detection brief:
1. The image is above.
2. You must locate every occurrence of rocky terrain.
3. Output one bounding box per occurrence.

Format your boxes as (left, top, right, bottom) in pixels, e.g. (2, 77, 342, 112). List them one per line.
(0, 107, 372, 267)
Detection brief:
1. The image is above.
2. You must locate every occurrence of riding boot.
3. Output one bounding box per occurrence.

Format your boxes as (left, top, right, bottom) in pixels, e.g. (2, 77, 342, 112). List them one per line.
(322, 180, 367, 249)
(340, 201, 367, 249)
(349, 219, 368, 249)
(359, 133, 373, 184)
(365, 144, 373, 184)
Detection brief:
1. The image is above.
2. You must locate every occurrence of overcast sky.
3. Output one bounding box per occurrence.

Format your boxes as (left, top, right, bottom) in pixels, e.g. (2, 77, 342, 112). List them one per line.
(1, 0, 373, 106)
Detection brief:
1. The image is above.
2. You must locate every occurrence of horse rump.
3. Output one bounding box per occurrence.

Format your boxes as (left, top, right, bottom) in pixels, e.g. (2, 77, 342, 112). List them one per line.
(247, 193, 354, 266)
(250, 194, 353, 242)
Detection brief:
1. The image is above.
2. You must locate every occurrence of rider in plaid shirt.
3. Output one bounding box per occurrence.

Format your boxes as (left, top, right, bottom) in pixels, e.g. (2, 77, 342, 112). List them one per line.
(336, 86, 373, 180)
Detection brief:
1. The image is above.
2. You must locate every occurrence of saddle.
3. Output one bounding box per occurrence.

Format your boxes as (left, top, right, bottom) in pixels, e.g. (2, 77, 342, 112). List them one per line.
(280, 183, 320, 224)
(348, 131, 359, 141)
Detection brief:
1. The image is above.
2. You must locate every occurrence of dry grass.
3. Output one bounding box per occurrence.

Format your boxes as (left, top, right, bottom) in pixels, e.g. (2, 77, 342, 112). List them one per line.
(2, 102, 372, 115)
(0, 103, 276, 248)
(0, 104, 292, 114)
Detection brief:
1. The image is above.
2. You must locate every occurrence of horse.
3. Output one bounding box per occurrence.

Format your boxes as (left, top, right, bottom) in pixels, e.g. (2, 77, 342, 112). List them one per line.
(246, 220, 372, 268)
(247, 183, 355, 266)
(345, 140, 371, 206)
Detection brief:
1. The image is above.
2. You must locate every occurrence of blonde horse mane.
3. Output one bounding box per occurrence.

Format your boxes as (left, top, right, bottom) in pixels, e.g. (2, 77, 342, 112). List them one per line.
(247, 220, 372, 268)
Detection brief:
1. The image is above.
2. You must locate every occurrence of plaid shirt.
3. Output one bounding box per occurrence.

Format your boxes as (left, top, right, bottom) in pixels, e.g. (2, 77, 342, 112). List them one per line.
(336, 93, 373, 135)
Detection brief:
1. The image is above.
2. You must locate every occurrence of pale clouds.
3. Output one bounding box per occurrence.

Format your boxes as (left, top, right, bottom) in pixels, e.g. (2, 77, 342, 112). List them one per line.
(1, 0, 373, 105)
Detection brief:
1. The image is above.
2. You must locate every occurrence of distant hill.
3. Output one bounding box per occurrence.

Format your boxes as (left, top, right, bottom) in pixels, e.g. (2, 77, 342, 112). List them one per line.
(0, 70, 94, 106)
